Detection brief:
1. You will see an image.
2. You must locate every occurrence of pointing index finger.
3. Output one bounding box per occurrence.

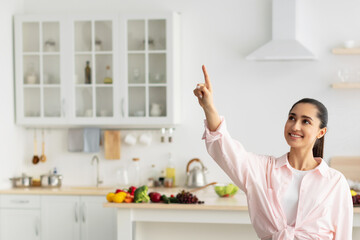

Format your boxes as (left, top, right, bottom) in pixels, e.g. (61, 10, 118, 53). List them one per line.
(202, 65, 212, 91)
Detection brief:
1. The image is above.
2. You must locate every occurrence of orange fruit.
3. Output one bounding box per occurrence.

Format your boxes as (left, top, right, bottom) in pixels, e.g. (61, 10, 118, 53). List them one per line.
(113, 192, 127, 203)
(106, 192, 115, 202)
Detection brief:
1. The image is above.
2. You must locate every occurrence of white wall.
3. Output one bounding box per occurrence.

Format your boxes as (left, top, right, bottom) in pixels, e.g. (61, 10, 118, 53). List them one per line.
(3, 0, 360, 239)
(0, 0, 24, 188)
(14, 0, 360, 187)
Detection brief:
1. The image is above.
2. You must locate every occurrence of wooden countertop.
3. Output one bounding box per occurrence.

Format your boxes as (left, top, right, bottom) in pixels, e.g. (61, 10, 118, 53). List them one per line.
(0, 186, 116, 196)
(1, 186, 360, 213)
(104, 191, 249, 211)
(0, 186, 221, 196)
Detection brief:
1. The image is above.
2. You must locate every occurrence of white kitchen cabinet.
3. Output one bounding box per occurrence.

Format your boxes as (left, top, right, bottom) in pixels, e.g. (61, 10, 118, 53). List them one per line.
(14, 13, 181, 128)
(41, 195, 116, 240)
(0, 195, 41, 240)
(80, 196, 116, 240)
(41, 195, 80, 240)
(118, 13, 181, 127)
(14, 15, 67, 126)
(14, 15, 119, 127)
(69, 15, 119, 125)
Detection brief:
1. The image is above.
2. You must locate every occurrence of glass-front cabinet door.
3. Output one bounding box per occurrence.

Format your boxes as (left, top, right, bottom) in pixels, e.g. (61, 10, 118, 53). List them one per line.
(15, 16, 64, 124)
(126, 18, 168, 120)
(72, 16, 117, 124)
(122, 13, 181, 127)
(15, 13, 180, 127)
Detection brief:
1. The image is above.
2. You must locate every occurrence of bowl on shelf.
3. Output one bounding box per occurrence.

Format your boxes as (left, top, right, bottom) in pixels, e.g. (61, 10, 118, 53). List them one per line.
(213, 183, 239, 197)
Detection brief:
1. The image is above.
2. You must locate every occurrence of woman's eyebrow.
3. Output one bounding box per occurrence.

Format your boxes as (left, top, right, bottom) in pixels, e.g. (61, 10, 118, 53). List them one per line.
(289, 112, 313, 121)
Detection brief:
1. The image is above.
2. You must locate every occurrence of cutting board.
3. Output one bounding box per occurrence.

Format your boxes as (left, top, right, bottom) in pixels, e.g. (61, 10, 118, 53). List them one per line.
(330, 156, 360, 181)
(104, 130, 121, 159)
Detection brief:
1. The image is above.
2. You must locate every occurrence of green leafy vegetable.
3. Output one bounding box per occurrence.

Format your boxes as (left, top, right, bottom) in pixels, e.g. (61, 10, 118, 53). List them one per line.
(134, 185, 150, 203)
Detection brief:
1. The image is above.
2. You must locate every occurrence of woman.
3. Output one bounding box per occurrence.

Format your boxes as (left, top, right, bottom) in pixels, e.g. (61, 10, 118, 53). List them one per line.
(193, 65, 353, 239)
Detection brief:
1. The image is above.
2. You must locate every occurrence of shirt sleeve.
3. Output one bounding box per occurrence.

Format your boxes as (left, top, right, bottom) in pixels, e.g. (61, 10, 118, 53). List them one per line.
(202, 116, 268, 193)
(333, 176, 353, 240)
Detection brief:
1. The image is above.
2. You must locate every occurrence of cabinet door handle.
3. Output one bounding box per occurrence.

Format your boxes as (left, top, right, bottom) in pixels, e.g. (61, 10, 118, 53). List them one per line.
(61, 98, 66, 117)
(121, 98, 125, 117)
(11, 200, 29, 204)
(35, 216, 39, 236)
(75, 202, 78, 222)
(82, 202, 86, 223)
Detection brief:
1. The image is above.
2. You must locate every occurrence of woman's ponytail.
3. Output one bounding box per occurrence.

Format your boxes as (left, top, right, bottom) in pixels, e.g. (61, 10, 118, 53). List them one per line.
(313, 136, 325, 158)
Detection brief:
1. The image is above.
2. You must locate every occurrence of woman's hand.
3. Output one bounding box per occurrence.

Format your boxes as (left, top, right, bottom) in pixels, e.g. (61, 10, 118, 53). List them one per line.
(193, 65, 221, 131)
(193, 65, 214, 110)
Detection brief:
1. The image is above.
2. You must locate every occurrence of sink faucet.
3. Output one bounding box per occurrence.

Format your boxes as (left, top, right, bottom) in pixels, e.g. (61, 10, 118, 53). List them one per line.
(91, 155, 103, 187)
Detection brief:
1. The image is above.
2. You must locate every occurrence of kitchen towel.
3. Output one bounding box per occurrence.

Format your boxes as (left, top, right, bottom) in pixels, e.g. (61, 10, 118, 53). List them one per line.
(104, 130, 121, 159)
(67, 128, 84, 152)
(83, 128, 101, 153)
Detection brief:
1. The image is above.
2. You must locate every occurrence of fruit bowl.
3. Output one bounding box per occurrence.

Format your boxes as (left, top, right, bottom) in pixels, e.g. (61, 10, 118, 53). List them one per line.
(214, 183, 239, 197)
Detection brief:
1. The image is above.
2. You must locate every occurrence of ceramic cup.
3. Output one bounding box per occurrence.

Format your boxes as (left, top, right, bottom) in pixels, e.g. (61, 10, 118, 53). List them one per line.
(124, 133, 137, 145)
(139, 133, 152, 146)
(26, 74, 37, 84)
(344, 40, 355, 48)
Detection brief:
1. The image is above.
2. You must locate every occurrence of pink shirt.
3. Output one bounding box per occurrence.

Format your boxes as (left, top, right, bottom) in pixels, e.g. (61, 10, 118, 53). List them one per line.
(202, 117, 353, 240)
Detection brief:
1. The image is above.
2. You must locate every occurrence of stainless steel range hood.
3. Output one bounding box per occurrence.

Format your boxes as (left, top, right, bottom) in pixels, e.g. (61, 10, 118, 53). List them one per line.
(246, 0, 316, 61)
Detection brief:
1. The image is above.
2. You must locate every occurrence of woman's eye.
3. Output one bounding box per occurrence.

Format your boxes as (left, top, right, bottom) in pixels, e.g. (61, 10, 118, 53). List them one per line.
(303, 120, 310, 124)
(288, 116, 295, 121)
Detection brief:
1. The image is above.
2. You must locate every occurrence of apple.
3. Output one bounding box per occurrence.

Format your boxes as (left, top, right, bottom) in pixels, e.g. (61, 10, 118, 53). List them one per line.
(149, 192, 161, 203)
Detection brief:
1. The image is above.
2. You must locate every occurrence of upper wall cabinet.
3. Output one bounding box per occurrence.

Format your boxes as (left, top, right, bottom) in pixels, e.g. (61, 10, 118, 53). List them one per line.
(14, 13, 181, 128)
(15, 16, 65, 126)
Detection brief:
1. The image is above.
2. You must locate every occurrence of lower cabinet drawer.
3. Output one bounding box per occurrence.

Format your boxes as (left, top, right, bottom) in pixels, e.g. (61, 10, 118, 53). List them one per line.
(0, 194, 40, 209)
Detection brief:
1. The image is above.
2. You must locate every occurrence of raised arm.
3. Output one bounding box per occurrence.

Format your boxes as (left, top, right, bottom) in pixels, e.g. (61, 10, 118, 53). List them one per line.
(193, 65, 221, 131)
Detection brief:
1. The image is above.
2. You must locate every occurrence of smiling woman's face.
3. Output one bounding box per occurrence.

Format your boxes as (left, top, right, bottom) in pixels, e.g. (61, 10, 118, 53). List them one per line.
(284, 103, 326, 150)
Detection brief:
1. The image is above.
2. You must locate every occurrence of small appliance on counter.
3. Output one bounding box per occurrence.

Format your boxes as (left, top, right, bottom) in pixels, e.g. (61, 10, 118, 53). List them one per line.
(185, 158, 208, 188)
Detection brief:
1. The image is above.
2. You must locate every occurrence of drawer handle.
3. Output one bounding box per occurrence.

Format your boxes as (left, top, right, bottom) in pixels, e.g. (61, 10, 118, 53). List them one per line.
(82, 202, 86, 223)
(35, 216, 39, 236)
(75, 202, 78, 222)
(11, 200, 30, 204)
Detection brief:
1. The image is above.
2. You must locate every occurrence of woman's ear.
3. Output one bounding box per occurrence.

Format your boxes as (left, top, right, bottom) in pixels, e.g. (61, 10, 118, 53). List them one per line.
(317, 127, 327, 139)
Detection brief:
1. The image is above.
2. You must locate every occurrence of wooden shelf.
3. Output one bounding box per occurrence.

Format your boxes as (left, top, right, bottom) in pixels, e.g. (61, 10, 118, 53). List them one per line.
(332, 48, 360, 55)
(331, 82, 360, 89)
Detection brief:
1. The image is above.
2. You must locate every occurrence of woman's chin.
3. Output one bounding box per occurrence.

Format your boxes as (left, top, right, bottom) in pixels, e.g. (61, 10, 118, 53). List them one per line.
(285, 139, 302, 148)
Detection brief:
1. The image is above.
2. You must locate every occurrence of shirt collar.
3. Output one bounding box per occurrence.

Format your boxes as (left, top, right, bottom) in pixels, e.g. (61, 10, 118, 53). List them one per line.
(275, 153, 329, 177)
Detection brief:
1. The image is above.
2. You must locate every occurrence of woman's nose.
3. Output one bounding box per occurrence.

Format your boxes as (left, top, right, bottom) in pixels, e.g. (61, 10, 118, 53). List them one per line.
(291, 121, 301, 131)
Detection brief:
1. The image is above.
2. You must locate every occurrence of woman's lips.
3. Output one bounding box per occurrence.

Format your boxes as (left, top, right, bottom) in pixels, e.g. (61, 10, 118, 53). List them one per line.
(289, 133, 303, 139)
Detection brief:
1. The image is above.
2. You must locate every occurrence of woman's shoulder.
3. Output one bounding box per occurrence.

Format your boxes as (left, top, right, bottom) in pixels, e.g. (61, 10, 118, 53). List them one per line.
(327, 166, 347, 179)
(326, 166, 350, 188)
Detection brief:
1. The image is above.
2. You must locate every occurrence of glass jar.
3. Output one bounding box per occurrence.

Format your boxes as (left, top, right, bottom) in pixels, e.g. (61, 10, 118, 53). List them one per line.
(128, 158, 141, 186)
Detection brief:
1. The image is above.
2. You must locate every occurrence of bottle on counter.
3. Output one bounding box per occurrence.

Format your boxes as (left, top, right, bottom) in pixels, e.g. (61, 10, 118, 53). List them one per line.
(129, 158, 141, 186)
(85, 61, 91, 84)
(158, 170, 165, 186)
(147, 164, 159, 187)
(165, 153, 175, 187)
(103, 65, 112, 84)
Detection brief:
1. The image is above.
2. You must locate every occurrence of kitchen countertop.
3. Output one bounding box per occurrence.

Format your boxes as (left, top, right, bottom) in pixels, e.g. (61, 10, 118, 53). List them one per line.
(1, 186, 360, 213)
(0, 186, 216, 196)
(0, 186, 119, 196)
(104, 189, 248, 211)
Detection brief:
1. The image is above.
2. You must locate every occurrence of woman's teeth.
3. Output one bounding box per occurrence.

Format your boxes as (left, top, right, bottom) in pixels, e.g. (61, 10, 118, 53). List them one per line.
(290, 133, 302, 138)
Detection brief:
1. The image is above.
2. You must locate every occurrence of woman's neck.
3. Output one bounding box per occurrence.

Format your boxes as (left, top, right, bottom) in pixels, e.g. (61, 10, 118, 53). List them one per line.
(288, 148, 319, 171)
